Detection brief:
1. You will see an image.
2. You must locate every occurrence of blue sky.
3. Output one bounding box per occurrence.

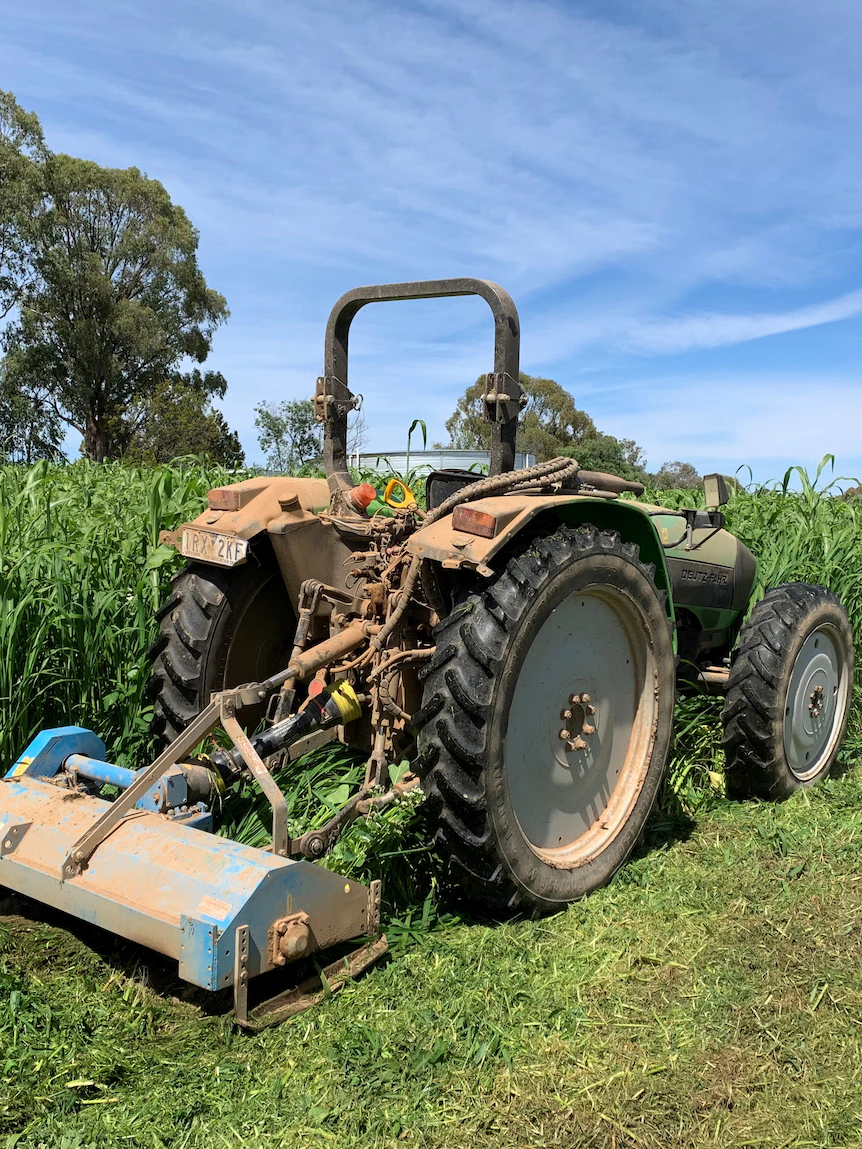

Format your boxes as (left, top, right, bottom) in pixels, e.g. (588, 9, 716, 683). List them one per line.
(2, 0, 862, 481)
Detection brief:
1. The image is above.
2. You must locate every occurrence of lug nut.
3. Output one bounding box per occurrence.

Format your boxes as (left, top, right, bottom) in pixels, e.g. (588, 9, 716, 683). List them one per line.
(561, 708, 572, 720)
(566, 737, 587, 752)
(582, 724, 596, 736)
(560, 729, 572, 741)
(306, 835, 326, 858)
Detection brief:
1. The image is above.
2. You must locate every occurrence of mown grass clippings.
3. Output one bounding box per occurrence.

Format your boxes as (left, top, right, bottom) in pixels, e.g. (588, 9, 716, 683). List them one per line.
(5, 775, 862, 1146)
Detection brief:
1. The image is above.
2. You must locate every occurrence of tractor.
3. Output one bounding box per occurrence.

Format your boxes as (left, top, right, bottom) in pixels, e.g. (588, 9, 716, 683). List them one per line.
(2, 278, 853, 1026)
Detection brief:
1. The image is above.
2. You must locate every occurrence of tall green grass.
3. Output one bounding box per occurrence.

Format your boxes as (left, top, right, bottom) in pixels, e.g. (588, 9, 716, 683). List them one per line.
(0, 460, 244, 768)
(1, 457, 861, 869)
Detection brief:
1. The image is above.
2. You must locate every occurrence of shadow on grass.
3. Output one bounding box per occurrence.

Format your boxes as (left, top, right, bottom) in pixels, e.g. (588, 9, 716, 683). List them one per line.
(644, 784, 698, 853)
(0, 894, 234, 1017)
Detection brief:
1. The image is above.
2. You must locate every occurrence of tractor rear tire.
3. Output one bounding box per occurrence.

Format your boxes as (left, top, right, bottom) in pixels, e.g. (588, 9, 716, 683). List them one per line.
(147, 551, 296, 747)
(415, 524, 676, 914)
(722, 583, 853, 799)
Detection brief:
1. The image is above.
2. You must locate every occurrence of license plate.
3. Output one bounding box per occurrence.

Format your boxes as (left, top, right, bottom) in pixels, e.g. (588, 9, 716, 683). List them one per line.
(181, 527, 249, 567)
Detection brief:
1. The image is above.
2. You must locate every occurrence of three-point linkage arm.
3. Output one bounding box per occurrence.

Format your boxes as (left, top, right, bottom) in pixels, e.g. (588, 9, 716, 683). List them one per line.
(315, 278, 522, 512)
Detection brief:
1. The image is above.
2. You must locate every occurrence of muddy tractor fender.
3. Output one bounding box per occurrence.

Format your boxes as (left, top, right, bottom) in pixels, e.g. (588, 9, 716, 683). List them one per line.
(407, 491, 677, 632)
(163, 474, 357, 605)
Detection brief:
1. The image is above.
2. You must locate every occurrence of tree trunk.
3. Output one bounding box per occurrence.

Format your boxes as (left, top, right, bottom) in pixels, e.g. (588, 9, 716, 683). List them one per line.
(84, 415, 107, 462)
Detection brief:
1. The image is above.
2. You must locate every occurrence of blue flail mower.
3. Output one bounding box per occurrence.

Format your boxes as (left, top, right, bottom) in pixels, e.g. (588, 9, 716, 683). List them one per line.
(0, 688, 386, 1029)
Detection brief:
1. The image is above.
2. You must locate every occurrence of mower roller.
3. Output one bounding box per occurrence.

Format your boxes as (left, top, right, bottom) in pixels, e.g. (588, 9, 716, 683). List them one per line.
(1, 278, 854, 1024)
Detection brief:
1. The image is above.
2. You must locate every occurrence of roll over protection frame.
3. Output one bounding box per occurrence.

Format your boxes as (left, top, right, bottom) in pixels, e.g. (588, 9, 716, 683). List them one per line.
(316, 278, 522, 511)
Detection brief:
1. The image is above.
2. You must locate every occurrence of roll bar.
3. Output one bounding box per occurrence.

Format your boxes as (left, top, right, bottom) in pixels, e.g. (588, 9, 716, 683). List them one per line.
(315, 278, 522, 511)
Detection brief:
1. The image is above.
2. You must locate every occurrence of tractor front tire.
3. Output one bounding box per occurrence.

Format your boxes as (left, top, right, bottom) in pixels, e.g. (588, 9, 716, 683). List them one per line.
(148, 552, 296, 747)
(416, 524, 676, 914)
(722, 583, 853, 799)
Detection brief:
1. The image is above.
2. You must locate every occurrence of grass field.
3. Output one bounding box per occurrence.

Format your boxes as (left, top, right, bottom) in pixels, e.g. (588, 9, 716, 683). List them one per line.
(3, 458, 862, 1148)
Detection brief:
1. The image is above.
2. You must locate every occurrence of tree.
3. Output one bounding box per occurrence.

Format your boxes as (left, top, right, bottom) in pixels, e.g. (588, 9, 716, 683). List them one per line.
(650, 460, 702, 490)
(567, 433, 648, 483)
(254, 398, 322, 472)
(0, 364, 63, 462)
(2, 149, 228, 461)
(0, 90, 44, 320)
(444, 373, 595, 461)
(123, 370, 244, 467)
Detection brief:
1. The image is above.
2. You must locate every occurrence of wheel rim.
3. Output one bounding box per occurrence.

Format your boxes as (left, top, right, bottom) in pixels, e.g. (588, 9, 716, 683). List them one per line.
(783, 623, 849, 781)
(505, 585, 657, 866)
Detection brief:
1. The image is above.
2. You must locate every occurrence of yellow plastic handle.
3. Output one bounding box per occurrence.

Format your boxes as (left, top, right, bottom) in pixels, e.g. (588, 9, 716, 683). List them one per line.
(383, 478, 416, 509)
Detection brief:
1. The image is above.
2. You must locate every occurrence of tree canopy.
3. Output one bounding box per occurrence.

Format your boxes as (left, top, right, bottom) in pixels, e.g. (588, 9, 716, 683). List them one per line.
(123, 370, 244, 467)
(0, 90, 234, 463)
(254, 398, 323, 472)
(650, 460, 702, 489)
(443, 372, 701, 485)
(445, 373, 596, 460)
(0, 90, 44, 321)
(0, 367, 62, 463)
(566, 433, 648, 483)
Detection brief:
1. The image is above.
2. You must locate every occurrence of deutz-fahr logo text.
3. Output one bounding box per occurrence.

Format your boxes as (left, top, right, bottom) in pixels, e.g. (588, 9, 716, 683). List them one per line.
(680, 567, 728, 585)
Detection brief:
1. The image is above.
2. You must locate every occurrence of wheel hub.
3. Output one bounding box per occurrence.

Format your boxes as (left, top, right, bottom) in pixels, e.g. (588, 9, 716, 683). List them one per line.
(559, 693, 597, 753)
(808, 684, 825, 719)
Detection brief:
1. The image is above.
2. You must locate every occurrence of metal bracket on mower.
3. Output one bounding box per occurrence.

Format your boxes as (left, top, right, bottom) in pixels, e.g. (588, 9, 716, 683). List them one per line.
(62, 698, 223, 879)
(0, 820, 30, 857)
(233, 933, 388, 1032)
(220, 696, 290, 858)
(61, 682, 299, 877)
(233, 880, 386, 1030)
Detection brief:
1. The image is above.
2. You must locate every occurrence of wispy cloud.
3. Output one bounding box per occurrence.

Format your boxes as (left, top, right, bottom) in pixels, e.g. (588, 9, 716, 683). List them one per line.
(625, 289, 862, 353)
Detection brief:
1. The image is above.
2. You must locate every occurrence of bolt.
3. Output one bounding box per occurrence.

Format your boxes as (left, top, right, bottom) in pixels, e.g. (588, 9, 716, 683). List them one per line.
(582, 724, 596, 736)
(566, 737, 587, 752)
(581, 694, 591, 704)
(560, 728, 572, 741)
(586, 704, 597, 716)
(561, 708, 573, 720)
